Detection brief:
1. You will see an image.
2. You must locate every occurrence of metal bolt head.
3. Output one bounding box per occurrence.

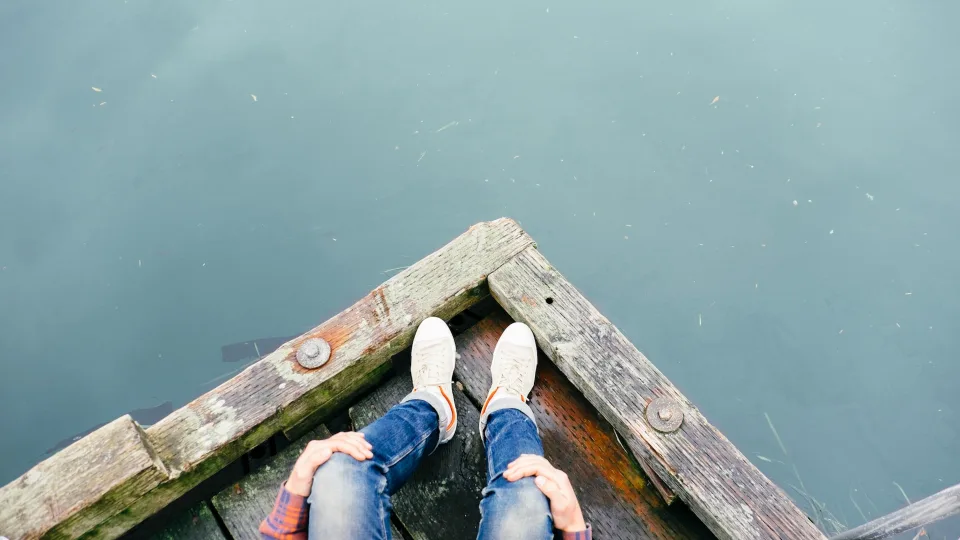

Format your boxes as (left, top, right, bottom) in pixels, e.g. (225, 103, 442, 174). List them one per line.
(646, 397, 684, 433)
(296, 338, 331, 369)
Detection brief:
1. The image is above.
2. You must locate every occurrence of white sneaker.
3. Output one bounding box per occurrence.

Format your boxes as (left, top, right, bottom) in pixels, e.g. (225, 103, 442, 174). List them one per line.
(410, 317, 458, 444)
(481, 322, 538, 417)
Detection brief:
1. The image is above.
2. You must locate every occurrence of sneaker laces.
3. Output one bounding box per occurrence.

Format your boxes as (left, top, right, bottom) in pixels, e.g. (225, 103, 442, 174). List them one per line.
(414, 339, 448, 387)
(496, 343, 531, 395)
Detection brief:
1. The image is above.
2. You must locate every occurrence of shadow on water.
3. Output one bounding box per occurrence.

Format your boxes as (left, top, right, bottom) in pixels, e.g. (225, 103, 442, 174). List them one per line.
(44, 401, 174, 455)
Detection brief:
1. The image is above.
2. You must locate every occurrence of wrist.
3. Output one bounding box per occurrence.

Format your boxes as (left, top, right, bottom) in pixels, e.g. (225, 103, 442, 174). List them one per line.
(285, 468, 313, 497)
(559, 508, 587, 532)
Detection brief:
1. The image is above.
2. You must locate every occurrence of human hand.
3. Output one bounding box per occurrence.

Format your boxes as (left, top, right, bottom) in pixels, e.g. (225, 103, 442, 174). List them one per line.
(504, 454, 586, 532)
(285, 432, 373, 496)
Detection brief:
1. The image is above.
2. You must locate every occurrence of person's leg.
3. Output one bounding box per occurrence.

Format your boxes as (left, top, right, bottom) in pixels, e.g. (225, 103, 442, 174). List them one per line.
(308, 317, 459, 539)
(476, 323, 552, 540)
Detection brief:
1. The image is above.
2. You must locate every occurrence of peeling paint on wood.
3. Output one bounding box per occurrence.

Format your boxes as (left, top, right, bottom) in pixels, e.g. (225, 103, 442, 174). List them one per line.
(26, 218, 534, 540)
(0, 416, 169, 539)
(488, 246, 825, 540)
(453, 310, 713, 540)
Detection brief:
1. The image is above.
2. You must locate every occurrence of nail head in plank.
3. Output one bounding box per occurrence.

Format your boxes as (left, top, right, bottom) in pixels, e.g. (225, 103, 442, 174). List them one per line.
(488, 246, 825, 540)
(350, 375, 485, 540)
(73, 218, 533, 539)
(453, 309, 714, 539)
(0, 415, 169, 539)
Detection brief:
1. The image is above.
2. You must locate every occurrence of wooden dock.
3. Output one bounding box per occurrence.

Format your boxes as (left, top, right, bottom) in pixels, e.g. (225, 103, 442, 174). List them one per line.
(0, 218, 827, 540)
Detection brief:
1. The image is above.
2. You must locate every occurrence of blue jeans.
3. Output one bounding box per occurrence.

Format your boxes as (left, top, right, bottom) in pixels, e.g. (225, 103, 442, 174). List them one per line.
(307, 397, 553, 539)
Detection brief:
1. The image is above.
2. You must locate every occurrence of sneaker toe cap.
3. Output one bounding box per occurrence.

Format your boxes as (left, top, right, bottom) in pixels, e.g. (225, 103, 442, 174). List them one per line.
(501, 322, 536, 348)
(415, 316, 453, 342)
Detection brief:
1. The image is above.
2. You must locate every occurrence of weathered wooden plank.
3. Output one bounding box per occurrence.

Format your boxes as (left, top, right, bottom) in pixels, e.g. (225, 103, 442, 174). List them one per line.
(830, 483, 960, 540)
(76, 218, 535, 539)
(0, 415, 169, 540)
(453, 309, 714, 539)
(350, 374, 485, 540)
(149, 502, 225, 540)
(211, 425, 331, 540)
(488, 246, 825, 540)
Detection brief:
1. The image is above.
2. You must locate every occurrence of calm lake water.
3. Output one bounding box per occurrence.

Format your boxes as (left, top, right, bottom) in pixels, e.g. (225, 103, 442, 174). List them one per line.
(2, 0, 958, 536)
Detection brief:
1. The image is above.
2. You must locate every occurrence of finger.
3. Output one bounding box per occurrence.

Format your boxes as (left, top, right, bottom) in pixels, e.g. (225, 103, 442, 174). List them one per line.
(333, 431, 372, 450)
(503, 462, 554, 482)
(327, 439, 374, 461)
(505, 455, 553, 476)
(507, 454, 549, 469)
(533, 475, 567, 503)
(299, 446, 333, 469)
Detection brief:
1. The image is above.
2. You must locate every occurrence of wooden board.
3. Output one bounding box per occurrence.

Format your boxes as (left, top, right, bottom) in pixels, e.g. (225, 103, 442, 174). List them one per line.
(453, 309, 715, 540)
(488, 246, 825, 540)
(211, 425, 331, 540)
(149, 502, 225, 540)
(0, 415, 169, 540)
(74, 218, 534, 539)
(350, 375, 485, 540)
(831, 482, 960, 540)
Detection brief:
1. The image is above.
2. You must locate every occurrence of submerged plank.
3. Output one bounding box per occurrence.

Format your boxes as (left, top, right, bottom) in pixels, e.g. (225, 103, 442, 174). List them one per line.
(211, 425, 331, 540)
(488, 246, 825, 540)
(149, 502, 225, 540)
(0, 416, 169, 540)
(830, 482, 960, 540)
(68, 218, 534, 539)
(453, 309, 714, 540)
(350, 375, 485, 540)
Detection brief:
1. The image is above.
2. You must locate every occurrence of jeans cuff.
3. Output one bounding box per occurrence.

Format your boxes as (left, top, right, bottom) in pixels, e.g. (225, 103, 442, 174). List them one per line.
(400, 390, 446, 453)
(479, 399, 537, 443)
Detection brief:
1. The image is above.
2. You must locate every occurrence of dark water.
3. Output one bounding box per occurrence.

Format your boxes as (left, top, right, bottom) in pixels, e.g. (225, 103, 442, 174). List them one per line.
(1, 0, 958, 536)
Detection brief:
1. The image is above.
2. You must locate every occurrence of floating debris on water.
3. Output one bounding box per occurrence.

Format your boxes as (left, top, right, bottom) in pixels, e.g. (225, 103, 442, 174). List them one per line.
(866, 193, 874, 201)
(91, 86, 102, 92)
(418, 151, 427, 163)
(435, 120, 458, 132)
(710, 96, 720, 105)
(698, 313, 702, 326)
(756, 455, 772, 463)
(151, 74, 157, 79)
(829, 229, 834, 235)
(793, 200, 798, 207)
(250, 94, 258, 102)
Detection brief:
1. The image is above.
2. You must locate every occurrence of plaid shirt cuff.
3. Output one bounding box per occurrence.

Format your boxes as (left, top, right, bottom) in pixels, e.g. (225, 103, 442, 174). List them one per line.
(259, 483, 309, 540)
(562, 524, 592, 540)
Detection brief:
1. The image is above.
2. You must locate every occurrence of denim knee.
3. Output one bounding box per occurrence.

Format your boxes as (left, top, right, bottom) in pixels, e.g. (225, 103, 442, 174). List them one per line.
(307, 453, 366, 517)
(484, 477, 552, 540)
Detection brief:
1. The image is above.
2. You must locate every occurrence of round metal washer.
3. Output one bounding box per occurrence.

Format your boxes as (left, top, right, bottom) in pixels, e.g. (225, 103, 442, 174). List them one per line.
(296, 338, 331, 369)
(646, 397, 684, 433)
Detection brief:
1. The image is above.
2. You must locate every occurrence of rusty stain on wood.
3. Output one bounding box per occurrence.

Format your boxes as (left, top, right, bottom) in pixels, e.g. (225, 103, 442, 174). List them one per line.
(489, 246, 825, 540)
(453, 310, 713, 539)
(0, 218, 534, 540)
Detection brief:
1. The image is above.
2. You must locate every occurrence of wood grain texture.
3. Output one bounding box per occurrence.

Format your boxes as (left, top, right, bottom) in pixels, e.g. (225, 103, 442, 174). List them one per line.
(75, 218, 534, 539)
(488, 246, 825, 540)
(453, 309, 715, 540)
(211, 425, 331, 540)
(350, 375, 485, 540)
(830, 483, 960, 540)
(149, 502, 225, 540)
(0, 415, 169, 540)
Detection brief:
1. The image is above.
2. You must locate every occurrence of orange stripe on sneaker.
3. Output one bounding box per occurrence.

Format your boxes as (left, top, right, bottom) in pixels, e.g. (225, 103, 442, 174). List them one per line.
(481, 386, 500, 416)
(438, 385, 457, 430)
